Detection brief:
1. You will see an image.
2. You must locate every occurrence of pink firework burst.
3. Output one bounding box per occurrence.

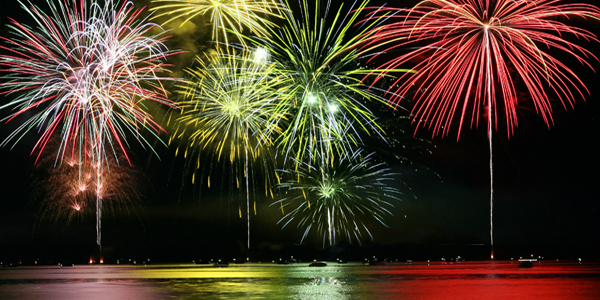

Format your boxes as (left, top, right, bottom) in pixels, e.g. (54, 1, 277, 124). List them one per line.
(0, 0, 179, 165)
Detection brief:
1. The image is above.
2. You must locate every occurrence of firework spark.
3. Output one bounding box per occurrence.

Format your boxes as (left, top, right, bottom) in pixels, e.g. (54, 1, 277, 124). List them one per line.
(150, 0, 285, 46)
(273, 150, 401, 247)
(171, 47, 284, 249)
(363, 0, 600, 257)
(255, 0, 405, 166)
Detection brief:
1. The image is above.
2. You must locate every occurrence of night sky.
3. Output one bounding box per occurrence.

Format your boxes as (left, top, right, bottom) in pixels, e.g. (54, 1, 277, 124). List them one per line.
(0, 0, 599, 264)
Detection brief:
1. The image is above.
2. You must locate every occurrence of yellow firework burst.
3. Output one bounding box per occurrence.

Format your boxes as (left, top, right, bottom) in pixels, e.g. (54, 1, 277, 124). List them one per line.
(170, 47, 287, 249)
(172, 47, 285, 167)
(150, 0, 285, 45)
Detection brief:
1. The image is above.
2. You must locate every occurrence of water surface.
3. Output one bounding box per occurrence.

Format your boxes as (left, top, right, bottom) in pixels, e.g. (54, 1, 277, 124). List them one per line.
(1, 261, 599, 299)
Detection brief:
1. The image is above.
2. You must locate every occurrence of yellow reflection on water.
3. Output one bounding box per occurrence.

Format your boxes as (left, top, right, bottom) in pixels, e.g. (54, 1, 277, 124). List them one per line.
(133, 264, 273, 279)
(138, 263, 354, 299)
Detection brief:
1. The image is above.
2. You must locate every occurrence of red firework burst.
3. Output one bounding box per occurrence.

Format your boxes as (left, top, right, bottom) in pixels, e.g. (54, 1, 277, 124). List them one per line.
(363, 0, 600, 138)
(361, 0, 600, 258)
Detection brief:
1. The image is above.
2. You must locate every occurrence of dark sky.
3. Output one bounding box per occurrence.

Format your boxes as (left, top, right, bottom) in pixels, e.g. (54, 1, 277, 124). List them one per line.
(0, 0, 599, 264)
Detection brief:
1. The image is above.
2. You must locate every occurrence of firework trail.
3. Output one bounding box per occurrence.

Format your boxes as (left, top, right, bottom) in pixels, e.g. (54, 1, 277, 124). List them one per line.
(150, 0, 285, 46)
(0, 0, 179, 247)
(170, 47, 284, 250)
(254, 0, 405, 167)
(362, 0, 600, 257)
(273, 150, 401, 247)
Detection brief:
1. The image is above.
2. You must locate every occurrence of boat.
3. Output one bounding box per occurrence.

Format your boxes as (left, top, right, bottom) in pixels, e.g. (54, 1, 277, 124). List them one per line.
(518, 259, 537, 268)
(365, 260, 386, 266)
(309, 261, 327, 267)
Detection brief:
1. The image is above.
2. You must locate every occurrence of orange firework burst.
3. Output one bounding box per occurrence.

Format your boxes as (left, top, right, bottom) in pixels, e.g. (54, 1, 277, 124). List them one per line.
(32, 138, 145, 225)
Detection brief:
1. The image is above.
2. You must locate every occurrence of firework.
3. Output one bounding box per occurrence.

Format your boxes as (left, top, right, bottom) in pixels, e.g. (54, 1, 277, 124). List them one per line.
(255, 0, 404, 166)
(273, 150, 401, 247)
(0, 0, 178, 248)
(150, 0, 285, 46)
(363, 0, 600, 256)
(364, 0, 600, 137)
(0, 0, 178, 165)
(171, 47, 284, 248)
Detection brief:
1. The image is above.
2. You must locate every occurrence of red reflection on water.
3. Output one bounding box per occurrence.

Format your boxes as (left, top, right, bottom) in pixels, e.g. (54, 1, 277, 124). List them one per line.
(0, 260, 598, 299)
(368, 261, 600, 300)
(381, 278, 600, 300)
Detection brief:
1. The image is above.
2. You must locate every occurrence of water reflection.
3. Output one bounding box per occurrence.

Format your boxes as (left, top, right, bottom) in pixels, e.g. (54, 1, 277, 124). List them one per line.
(1, 261, 599, 299)
(285, 264, 353, 300)
(287, 277, 349, 300)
